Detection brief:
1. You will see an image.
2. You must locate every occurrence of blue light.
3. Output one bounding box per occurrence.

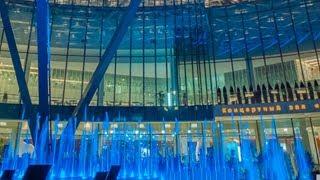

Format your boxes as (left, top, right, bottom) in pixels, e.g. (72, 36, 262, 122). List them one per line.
(0, 113, 313, 179)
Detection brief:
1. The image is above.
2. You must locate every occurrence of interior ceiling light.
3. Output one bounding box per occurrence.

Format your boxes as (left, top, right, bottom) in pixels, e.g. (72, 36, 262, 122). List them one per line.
(139, 124, 145, 129)
(0, 122, 7, 126)
(165, 124, 171, 128)
(191, 123, 198, 128)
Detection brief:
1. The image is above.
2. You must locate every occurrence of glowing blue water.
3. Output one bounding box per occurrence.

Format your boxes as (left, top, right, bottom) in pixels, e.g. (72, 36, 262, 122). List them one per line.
(0, 113, 313, 179)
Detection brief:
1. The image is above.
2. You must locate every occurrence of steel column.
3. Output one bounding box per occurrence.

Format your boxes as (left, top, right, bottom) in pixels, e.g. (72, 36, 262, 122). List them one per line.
(36, 0, 51, 126)
(0, 0, 35, 140)
(70, 0, 141, 128)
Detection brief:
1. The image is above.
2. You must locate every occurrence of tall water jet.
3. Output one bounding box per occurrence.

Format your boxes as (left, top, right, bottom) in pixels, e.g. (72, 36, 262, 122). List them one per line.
(294, 131, 313, 179)
(0, 112, 314, 179)
(101, 112, 110, 172)
(34, 115, 49, 164)
(53, 117, 76, 178)
(239, 118, 260, 180)
(260, 118, 293, 179)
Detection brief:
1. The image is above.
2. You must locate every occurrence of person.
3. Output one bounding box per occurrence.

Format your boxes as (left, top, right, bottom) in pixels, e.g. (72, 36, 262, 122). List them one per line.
(294, 81, 301, 100)
(207, 140, 214, 157)
(307, 82, 315, 100)
(236, 87, 242, 104)
(274, 83, 280, 102)
(182, 92, 188, 106)
(243, 86, 249, 104)
(217, 88, 222, 104)
(249, 85, 254, 104)
(195, 139, 202, 162)
(280, 83, 287, 102)
(18, 138, 34, 157)
(2, 92, 8, 103)
(256, 84, 262, 103)
(300, 81, 308, 100)
(262, 84, 268, 103)
(230, 87, 235, 104)
(314, 80, 320, 99)
(286, 81, 294, 101)
(158, 91, 164, 106)
(223, 87, 228, 105)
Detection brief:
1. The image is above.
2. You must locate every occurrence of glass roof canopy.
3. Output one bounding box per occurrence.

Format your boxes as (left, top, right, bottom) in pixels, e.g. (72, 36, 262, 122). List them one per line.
(3, 0, 320, 62)
(14, 0, 251, 7)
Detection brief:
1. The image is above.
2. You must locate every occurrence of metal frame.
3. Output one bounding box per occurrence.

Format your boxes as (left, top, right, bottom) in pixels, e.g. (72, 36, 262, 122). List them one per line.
(153, 0, 157, 107)
(97, 0, 106, 106)
(70, 0, 141, 128)
(194, 0, 204, 105)
(61, 0, 75, 105)
(36, 0, 51, 127)
(287, 0, 305, 83)
(187, 0, 196, 105)
(254, 1, 270, 85)
(0, 0, 35, 139)
(224, 6, 236, 89)
(80, 0, 90, 101)
(240, 10, 255, 88)
(199, 2, 209, 105)
(303, 0, 320, 75)
(207, 8, 219, 105)
(270, 0, 288, 83)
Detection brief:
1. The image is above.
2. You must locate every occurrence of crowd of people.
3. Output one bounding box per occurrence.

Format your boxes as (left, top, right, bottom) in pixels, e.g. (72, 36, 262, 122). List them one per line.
(216, 80, 320, 105)
(2, 80, 319, 106)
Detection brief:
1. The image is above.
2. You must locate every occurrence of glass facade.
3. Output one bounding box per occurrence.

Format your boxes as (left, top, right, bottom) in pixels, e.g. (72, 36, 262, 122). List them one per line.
(0, 0, 320, 177)
(1, 116, 320, 167)
(0, 0, 319, 106)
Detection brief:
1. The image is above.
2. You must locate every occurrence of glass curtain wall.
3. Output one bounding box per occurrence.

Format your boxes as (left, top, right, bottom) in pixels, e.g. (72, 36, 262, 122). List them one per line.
(0, 0, 319, 106)
(1, 116, 320, 165)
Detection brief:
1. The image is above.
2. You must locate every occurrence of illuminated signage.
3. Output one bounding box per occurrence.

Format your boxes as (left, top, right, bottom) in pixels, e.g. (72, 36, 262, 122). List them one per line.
(222, 105, 282, 115)
(217, 100, 320, 116)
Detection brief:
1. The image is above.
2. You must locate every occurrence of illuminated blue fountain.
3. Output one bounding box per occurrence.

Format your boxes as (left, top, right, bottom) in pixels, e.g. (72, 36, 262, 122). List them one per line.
(0, 112, 313, 179)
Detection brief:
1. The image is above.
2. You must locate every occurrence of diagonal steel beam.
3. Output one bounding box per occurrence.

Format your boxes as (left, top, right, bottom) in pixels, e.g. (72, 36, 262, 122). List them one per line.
(0, 0, 36, 140)
(68, 0, 141, 130)
(36, 0, 50, 126)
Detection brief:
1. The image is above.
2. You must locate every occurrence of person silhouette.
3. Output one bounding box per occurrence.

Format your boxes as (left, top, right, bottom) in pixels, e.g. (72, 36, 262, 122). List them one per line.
(294, 82, 301, 100)
(223, 86, 228, 105)
(307, 82, 314, 100)
(300, 81, 308, 100)
(274, 83, 280, 102)
(286, 81, 293, 101)
(236, 87, 242, 104)
(2, 92, 8, 103)
(158, 91, 165, 106)
(256, 85, 262, 103)
(280, 83, 287, 102)
(262, 84, 268, 103)
(314, 80, 320, 99)
(243, 86, 249, 104)
(217, 87, 222, 104)
(249, 85, 254, 104)
(230, 87, 235, 104)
